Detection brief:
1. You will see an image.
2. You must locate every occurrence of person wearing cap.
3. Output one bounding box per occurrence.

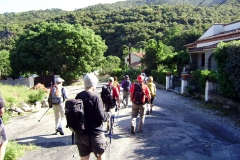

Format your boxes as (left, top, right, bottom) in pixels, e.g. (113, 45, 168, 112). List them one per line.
(75, 73, 113, 160)
(129, 75, 151, 134)
(121, 75, 132, 108)
(113, 76, 120, 93)
(146, 76, 157, 114)
(0, 98, 8, 160)
(104, 77, 120, 111)
(50, 77, 68, 135)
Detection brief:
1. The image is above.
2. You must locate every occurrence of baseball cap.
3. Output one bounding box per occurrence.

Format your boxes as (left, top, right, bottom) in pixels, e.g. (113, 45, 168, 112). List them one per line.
(108, 77, 114, 82)
(124, 75, 129, 78)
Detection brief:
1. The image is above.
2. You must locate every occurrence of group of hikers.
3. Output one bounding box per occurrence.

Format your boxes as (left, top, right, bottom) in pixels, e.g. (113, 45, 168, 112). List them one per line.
(0, 73, 157, 160)
(49, 73, 157, 160)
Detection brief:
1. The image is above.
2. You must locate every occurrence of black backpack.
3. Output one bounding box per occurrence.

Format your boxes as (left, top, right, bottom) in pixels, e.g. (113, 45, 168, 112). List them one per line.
(65, 99, 88, 135)
(122, 80, 131, 91)
(132, 83, 148, 105)
(101, 85, 116, 107)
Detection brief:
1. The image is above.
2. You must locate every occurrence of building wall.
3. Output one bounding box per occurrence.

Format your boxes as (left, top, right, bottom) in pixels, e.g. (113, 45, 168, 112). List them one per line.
(124, 53, 141, 66)
(0, 77, 34, 88)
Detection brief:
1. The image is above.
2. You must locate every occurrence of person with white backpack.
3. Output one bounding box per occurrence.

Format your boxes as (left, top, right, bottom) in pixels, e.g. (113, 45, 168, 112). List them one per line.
(49, 77, 68, 135)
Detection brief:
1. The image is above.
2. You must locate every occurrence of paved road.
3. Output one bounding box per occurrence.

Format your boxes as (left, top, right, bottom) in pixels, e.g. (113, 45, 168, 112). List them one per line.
(5, 83, 240, 160)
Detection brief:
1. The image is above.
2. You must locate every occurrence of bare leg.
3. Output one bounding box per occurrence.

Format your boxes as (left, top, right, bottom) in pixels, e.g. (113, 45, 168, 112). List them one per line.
(97, 152, 106, 160)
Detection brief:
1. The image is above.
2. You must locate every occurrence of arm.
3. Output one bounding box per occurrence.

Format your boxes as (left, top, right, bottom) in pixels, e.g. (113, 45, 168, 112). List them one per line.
(62, 88, 68, 99)
(94, 96, 111, 122)
(0, 140, 8, 160)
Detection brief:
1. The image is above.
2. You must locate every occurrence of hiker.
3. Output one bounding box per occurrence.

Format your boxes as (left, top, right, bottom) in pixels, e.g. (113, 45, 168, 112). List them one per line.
(130, 75, 151, 134)
(49, 77, 68, 135)
(102, 77, 120, 113)
(121, 75, 131, 108)
(0, 98, 8, 160)
(113, 76, 121, 93)
(146, 76, 157, 115)
(75, 73, 113, 160)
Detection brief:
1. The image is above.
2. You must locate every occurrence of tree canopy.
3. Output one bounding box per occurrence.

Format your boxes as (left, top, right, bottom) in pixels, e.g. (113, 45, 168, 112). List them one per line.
(10, 22, 107, 80)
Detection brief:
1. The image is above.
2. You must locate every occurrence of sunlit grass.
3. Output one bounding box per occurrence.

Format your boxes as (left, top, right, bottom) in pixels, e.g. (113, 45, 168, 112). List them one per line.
(5, 140, 38, 160)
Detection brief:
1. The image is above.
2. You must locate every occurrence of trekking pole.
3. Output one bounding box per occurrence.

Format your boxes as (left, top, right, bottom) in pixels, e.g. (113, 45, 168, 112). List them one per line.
(38, 108, 51, 122)
(109, 114, 114, 158)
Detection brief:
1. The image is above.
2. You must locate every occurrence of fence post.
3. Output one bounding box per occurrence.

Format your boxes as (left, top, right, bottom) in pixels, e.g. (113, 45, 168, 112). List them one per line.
(181, 79, 188, 94)
(205, 80, 213, 102)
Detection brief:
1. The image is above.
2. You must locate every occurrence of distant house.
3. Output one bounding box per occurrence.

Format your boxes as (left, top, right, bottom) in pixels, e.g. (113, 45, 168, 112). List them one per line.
(185, 20, 240, 71)
(124, 52, 145, 69)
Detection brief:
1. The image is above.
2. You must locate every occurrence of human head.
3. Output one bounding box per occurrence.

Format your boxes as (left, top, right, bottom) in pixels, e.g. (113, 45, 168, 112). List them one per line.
(55, 77, 64, 85)
(124, 75, 129, 79)
(148, 76, 153, 82)
(137, 75, 144, 82)
(84, 73, 99, 90)
(114, 76, 118, 81)
(108, 77, 114, 83)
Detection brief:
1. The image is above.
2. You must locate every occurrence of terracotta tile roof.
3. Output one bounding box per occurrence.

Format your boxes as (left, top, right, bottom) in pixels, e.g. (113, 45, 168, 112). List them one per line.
(132, 52, 145, 58)
(188, 37, 240, 53)
(197, 29, 240, 43)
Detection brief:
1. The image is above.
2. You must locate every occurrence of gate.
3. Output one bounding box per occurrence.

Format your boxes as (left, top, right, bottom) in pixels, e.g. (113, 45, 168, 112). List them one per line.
(171, 76, 181, 93)
(34, 75, 54, 88)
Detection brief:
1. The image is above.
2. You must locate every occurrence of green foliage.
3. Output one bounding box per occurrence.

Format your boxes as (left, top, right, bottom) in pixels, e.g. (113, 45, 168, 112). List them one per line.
(0, 50, 12, 78)
(5, 141, 37, 160)
(214, 40, 240, 99)
(101, 56, 121, 75)
(27, 90, 46, 104)
(189, 69, 206, 93)
(0, 83, 47, 108)
(10, 22, 107, 80)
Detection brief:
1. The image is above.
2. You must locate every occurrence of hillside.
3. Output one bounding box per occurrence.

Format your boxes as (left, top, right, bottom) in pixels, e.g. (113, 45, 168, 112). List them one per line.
(0, 0, 239, 57)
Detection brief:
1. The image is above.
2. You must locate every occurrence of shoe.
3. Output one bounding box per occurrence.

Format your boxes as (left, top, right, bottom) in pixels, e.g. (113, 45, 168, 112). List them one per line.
(150, 108, 152, 113)
(131, 126, 135, 134)
(57, 127, 64, 135)
(146, 111, 150, 115)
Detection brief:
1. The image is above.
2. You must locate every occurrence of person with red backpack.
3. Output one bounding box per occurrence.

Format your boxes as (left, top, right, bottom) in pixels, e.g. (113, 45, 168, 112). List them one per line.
(130, 75, 151, 134)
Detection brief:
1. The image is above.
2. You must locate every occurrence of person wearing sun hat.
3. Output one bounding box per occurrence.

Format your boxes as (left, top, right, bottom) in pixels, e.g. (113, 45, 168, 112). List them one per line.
(0, 97, 8, 160)
(49, 77, 68, 135)
(74, 73, 113, 160)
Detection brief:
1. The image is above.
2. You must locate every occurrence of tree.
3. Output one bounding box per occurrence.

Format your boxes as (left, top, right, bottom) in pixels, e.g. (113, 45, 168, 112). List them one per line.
(142, 39, 174, 71)
(0, 50, 12, 79)
(101, 56, 121, 74)
(10, 22, 107, 80)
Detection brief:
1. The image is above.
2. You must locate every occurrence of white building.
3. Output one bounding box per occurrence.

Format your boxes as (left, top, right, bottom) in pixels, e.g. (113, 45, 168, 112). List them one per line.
(185, 20, 240, 71)
(124, 52, 145, 69)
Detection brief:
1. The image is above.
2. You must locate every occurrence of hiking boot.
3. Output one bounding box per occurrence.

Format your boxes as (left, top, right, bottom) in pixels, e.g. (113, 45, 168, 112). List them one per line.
(131, 126, 135, 134)
(150, 108, 153, 113)
(57, 127, 64, 135)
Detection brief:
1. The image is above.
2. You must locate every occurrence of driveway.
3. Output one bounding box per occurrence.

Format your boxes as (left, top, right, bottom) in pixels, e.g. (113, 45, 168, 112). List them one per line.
(5, 83, 240, 160)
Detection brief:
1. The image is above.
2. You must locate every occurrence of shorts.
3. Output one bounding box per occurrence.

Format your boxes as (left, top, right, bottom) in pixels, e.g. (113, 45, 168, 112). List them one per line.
(75, 133, 107, 157)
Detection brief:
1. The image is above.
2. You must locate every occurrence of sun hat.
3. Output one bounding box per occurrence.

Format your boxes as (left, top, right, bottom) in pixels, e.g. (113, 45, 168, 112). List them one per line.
(108, 77, 114, 82)
(55, 77, 64, 83)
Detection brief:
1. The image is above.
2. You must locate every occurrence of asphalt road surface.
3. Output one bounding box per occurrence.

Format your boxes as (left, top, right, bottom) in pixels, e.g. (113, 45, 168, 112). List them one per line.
(5, 82, 240, 160)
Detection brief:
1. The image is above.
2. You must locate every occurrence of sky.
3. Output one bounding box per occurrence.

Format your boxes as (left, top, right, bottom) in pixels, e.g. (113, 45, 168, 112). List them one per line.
(0, 0, 126, 14)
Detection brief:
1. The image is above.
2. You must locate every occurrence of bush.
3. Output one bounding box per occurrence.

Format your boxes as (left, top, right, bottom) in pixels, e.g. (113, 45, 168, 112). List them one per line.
(5, 141, 37, 160)
(27, 89, 46, 104)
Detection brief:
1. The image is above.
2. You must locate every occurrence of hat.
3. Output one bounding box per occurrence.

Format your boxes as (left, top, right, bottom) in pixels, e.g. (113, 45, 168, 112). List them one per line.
(124, 75, 129, 79)
(0, 98, 4, 109)
(108, 77, 114, 82)
(56, 77, 64, 83)
(137, 75, 144, 82)
(84, 73, 99, 88)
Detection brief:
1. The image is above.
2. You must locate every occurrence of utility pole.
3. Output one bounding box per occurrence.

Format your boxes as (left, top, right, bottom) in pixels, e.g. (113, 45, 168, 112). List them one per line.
(128, 42, 131, 69)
